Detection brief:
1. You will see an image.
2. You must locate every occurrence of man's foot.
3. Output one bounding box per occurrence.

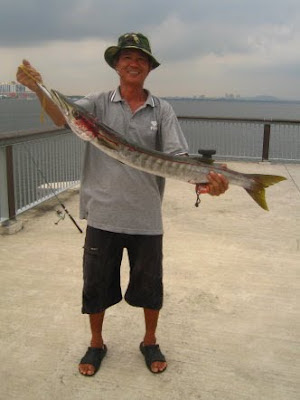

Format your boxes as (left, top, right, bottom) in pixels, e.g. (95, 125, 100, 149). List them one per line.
(78, 345, 107, 376)
(140, 342, 167, 373)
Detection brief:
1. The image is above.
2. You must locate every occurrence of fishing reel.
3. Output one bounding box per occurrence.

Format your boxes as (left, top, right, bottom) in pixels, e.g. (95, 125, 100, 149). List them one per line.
(55, 209, 66, 225)
(198, 149, 216, 160)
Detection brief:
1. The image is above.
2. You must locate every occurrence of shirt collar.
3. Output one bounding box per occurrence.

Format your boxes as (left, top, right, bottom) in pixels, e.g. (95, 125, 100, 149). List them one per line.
(110, 87, 155, 108)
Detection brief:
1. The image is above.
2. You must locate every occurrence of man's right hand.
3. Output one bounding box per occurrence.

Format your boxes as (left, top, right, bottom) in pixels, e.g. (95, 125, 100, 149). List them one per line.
(16, 59, 66, 126)
(16, 59, 43, 92)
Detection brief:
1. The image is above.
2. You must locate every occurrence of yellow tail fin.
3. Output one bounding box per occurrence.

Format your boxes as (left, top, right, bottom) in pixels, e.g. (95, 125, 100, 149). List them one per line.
(245, 174, 286, 211)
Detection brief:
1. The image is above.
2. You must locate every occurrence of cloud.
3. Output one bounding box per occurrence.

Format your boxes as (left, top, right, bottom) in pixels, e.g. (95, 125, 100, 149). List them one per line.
(1, 0, 300, 98)
(1, 1, 299, 52)
(0, 0, 169, 46)
(1, 38, 119, 94)
(151, 1, 300, 63)
(151, 14, 250, 64)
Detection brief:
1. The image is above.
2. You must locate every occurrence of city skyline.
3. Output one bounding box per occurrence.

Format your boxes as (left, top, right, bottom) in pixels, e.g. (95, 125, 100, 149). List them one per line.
(1, 80, 299, 103)
(0, 79, 297, 102)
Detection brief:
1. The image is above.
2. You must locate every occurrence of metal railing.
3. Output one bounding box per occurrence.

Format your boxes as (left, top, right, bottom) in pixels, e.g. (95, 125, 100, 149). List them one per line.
(177, 116, 300, 162)
(0, 117, 299, 224)
(0, 127, 85, 223)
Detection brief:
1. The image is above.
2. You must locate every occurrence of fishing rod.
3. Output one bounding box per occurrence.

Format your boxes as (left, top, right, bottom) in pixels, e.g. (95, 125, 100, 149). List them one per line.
(24, 144, 83, 233)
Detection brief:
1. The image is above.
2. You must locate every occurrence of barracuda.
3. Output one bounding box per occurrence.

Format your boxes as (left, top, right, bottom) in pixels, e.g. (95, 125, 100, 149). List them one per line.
(37, 82, 286, 211)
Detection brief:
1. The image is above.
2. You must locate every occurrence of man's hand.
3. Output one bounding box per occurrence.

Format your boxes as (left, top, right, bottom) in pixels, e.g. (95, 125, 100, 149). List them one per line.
(16, 59, 43, 92)
(16, 59, 66, 126)
(196, 169, 229, 196)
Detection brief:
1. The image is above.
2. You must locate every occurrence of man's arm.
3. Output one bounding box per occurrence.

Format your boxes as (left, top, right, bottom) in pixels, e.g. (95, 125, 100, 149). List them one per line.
(16, 59, 66, 127)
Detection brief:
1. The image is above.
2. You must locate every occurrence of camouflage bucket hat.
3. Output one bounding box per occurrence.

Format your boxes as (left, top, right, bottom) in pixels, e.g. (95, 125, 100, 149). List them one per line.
(104, 33, 160, 70)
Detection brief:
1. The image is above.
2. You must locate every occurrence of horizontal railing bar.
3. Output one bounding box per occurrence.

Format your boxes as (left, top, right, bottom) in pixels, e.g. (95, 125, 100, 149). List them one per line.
(177, 116, 300, 124)
(0, 127, 69, 147)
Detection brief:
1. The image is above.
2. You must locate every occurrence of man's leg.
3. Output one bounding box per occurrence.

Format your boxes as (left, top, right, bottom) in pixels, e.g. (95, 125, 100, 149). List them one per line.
(125, 234, 166, 372)
(78, 311, 105, 376)
(143, 308, 167, 373)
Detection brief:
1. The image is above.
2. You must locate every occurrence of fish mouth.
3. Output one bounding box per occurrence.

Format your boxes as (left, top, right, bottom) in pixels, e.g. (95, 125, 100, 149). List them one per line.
(50, 89, 73, 116)
(35, 83, 71, 115)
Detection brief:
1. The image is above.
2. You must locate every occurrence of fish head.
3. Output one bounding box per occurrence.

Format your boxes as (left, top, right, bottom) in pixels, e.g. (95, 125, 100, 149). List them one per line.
(50, 89, 97, 141)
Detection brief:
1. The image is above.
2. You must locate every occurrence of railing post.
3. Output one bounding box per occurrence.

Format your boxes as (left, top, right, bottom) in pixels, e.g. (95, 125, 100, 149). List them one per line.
(0, 146, 17, 220)
(0, 146, 10, 221)
(0, 145, 23, 234)
(6, 146, 16, 219)
(262, 123, 271, 161)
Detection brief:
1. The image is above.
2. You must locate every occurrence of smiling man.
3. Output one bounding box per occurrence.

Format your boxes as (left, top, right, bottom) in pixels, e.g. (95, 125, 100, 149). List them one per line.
(16, 32, 228, 377)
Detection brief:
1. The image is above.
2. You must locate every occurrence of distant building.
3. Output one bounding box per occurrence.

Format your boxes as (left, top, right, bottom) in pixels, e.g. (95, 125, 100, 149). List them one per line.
(0, 81, 36, 99)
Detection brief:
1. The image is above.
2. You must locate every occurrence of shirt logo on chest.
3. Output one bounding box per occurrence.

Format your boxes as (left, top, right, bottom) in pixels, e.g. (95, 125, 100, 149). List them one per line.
(150, 121, 158, 131)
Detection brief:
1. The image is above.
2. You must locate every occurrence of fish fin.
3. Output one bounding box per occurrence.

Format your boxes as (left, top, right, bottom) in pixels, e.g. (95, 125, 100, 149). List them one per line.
(245, 174, 286, 211)
(97, 137, 119, 150)
(245, 187, 269, 210)
(105, 141, 119, 150)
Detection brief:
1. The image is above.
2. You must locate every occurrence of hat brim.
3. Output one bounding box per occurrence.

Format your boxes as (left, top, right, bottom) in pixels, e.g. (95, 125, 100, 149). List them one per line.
(104, 45, 160, 70)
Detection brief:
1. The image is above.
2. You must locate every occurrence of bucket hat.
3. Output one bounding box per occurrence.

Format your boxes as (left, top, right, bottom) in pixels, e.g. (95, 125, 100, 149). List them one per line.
(104, 33, 160, 70)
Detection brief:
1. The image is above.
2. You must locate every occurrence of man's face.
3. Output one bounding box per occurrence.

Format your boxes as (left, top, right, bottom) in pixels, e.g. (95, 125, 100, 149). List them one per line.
(115, 49, 151, 86)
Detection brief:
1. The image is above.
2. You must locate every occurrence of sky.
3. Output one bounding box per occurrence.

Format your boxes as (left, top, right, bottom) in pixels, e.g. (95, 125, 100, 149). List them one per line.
(1, 0, 300, 99)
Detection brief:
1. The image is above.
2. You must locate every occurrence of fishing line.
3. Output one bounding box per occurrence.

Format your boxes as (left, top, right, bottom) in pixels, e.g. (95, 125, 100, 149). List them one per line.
(23, 144, 83, 233)
(284, 164, 300, 197)
(195, 191, 201, 207)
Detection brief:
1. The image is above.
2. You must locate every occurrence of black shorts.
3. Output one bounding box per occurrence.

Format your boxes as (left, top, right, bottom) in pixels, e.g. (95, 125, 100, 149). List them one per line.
(82, 226, 163, 314)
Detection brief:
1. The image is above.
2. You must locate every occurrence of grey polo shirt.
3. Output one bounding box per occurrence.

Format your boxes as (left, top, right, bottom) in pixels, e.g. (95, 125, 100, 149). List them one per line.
(77, 88, 188, 235)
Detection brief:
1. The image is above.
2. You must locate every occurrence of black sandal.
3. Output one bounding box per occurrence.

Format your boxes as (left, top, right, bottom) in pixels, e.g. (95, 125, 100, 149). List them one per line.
(140, 342, 167, 373)
(79, 345, 107, 376)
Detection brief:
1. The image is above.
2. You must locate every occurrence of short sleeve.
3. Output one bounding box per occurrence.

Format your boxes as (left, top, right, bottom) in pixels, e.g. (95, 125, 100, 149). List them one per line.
(158, 99, 189, 155)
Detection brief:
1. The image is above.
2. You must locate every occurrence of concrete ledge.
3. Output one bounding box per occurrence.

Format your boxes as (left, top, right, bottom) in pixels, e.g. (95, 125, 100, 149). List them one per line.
(259, 160, 271, 164)
(0, 218, 23, 235)
(1, 163, 299, 400)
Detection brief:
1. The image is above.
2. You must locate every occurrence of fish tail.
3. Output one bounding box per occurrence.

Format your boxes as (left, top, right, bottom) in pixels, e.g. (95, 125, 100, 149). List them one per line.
(244, 174, 286, 211)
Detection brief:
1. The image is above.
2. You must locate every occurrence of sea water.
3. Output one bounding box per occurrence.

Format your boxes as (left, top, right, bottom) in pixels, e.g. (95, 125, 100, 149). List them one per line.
(1, 97, 299, 161)
(1, 97, 300, 134)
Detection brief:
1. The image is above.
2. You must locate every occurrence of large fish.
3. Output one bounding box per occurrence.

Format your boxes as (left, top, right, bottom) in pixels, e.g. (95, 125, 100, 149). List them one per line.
(37, 82, 286, 211)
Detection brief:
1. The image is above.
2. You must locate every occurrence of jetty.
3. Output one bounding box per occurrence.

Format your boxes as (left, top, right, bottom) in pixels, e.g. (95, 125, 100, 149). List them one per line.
(1, 161, 299, 400)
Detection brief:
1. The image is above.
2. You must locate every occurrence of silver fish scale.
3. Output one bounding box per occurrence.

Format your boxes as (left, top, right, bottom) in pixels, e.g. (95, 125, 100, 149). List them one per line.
(116, 143, 207, 183)
(80, 127, 249, 187)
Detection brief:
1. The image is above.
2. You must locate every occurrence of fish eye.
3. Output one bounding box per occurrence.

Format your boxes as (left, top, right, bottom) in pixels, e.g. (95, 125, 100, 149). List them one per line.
(72, 110, 81, 120)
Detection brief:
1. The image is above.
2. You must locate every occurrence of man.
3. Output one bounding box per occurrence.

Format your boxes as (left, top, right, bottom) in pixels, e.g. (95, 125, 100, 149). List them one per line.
(17, 32, 228, 376)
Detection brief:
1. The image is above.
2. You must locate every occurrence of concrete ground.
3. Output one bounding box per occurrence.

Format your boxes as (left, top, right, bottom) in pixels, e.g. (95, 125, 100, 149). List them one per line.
(0, 161, 299, 400)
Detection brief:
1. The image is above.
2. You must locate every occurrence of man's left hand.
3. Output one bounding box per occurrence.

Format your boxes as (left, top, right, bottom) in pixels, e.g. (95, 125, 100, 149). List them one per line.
(196, 170, 229, 196)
